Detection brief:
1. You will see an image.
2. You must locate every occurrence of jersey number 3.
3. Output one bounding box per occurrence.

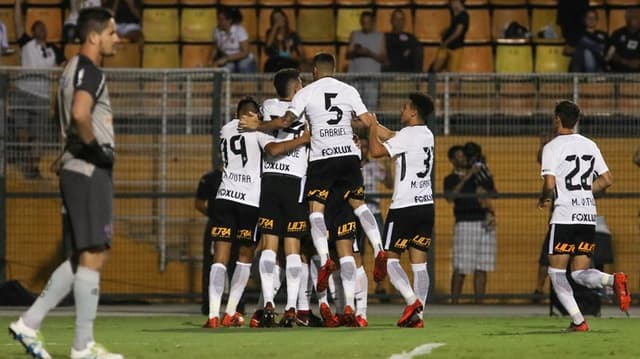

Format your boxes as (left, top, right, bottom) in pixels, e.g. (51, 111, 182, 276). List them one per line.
(564, 154, 594, 191)
(221, 135, 248, 168)
(324, 93, 343, 125)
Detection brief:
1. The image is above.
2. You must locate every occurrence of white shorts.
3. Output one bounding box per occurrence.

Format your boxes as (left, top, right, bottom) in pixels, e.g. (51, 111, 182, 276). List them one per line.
(452, 221, 496, 274)
(116, 23, 141, 36)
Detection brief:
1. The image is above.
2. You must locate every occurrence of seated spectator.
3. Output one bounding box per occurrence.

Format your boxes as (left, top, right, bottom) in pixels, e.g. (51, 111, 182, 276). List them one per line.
(634, 146, 640, 167)
(384, 9, 421, 72)
(565, 9, 608, 72)
(63, 0, 103, 43)
(1, 20, 14, 55)
(108, 0, 142, 43)
(430, 0, 469, 72)
(264, 8, 304, 72)
(607, 8, 640, 72)
(209, 6, 256, 73)
(557, 0, 589, 46)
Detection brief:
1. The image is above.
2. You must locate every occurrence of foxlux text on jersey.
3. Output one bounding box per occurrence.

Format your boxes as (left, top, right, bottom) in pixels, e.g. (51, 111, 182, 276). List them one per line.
(319, 128, 347, 137)
(264, 161, 291, 172)
(321, 145, 352, 157)
(571, 197, 595, 206)
(224, 171, 252, 183)
(571, 213, 597, 222)
(218, 189, 247, 201)
(414, 194, 433, 203)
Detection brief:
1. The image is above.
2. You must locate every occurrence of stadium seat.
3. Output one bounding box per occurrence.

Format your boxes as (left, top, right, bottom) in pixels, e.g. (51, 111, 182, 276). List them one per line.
(64, 43, 80, 60)
(181, 0, 216, 5)
(219, 0, 256, 5)
(337, 8, 371, 43)
(181, 44, 212, 68)
(0, 8, 16, 42)
(465, 9, 491, 43)
(181, 8, 217, 43)
(0, 0, 14, 4)
(490, 0, 526, 4)
(609, 9, 626, 34)
(258, 7, 296, 42)
(143, 0, 178, 5)
(26, 0, 62, 4)
(464, 0, 488, 5)
(376, 7, 412, 34)
(297, 8, 336, 42)
(578, 81, 615, 114)
(413, 0, 447, 4)
(142, 8, 179, 42)
(143, 44, 179, 68)
(0, 44, 19, 66)
(303, 44, 336, 60)
(260, 0, 295, 5)
(492, 8, 529, 40)
(336, 0, 371, 4)
(534, 44, 570, 73)
(593, 8, 608, 33)
(422, 45, 439, 72)
(239, 7, 258, 42)
(373, 0, 410, 5)
(537, 80, 573, 111)
(104, 42, 141, 68)
(337, 44, 349, 72)
(498, 81, 537, 115)
(26, 8, 63, 42)
(414, 8, 450, 43)
(495, 42, 533, 73)
(531, 8, 562, 42)
(298, 0, 335, 5)
(606, 0, 640, 4)
(529, 0, 557, 5)
(458, 45, 493, 72)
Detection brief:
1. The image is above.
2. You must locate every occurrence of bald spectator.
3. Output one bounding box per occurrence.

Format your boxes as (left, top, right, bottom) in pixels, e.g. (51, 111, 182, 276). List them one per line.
(607, 8, 640, 72)
(384, 9, 422, 72)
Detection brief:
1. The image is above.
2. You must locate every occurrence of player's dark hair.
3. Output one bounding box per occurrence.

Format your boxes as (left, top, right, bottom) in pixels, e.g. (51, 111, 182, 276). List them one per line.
(313, 52, 336, 71)
(219, 6, 243, 24)
(273, 68, 300, 98)
(448, 145, 464, 160)
(76, 7, 113, 44)
(554, 100, 580, 129)
(236, 96, 259, 117)
(360, 11, 374, 21)
(409, 92, 434, 121)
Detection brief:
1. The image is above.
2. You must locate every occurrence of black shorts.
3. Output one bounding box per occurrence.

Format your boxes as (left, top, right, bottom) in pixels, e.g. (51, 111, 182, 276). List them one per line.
(538, 229, 551, 266)
(548, 223, 596, 256)
(209, 199, 259, 247)
(258, 174, 308, 238)
(327, 200, 358, 243)
(59, 167, 113, 252)
(305, 156, 364, 204)
(383, 205, 434, 254)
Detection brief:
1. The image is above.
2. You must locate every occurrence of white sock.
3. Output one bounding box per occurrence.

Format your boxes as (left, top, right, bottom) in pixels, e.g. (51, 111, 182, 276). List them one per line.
(549, 267, 585, 325)
(259, 250, 277, 305)
(309, 212, 330, 263)
(297, 262, 310, 311)
(411, 262, 429, 319)
(226, 262, 251, 315)
(274, 264, 283, 296)
(285, 254, 302, 310)
(73, 267, 100, 351)
(388, 258, 418, 305)
(353, 205, 383, 257)
(355, 266, 368, 318)
(571, 269, 614, 289)
(23, 260, 74, 330)
(208, 263, 226, 319)
(311, 255, 329, 307)
(339, 256, 357, 310)
(328, 273, 337, 302)
(333, 270, 345, 313)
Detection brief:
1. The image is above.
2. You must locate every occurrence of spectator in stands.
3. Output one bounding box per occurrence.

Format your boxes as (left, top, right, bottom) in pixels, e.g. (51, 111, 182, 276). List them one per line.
(557, 0, 589, 46)
(107, 0, 142, 43)
(347, 11, 386, 111)
(384, 9, 421, 72)
(63, 0, 103, 43)
(1, 20, 14, 55)
(564, 9, 608, 73)
(607, 8, 640, 72)
(430, 0, 468, 73)
(209, 6, 257, 73)
(634, 147, 640, 167)
(11, 0, 64, 179)
(264, 8, 305, 73)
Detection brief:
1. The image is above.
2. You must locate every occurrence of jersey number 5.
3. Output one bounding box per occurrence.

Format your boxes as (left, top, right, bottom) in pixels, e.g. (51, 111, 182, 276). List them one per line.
(564, 154, 594, 191)
(221, 135, 248, 168)
(324, 93, 343, 125)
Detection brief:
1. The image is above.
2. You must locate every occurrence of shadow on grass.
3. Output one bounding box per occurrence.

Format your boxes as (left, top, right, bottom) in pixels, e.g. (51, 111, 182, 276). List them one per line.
(486, 328, 618, 336)
(141, 322, 398, 334)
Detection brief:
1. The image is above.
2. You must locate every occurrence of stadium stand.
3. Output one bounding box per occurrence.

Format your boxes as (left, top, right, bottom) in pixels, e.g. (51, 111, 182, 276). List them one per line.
(0, 7, 16, 42)
(495, 41, 534, 73)
(260, 0, 295, 5)
(414, 8, 450, 43)
(337, 7, 371, 42)
(26, 7, 62, 42)
(181, 8, 217, 43)
(534, 44, 570, 72)
(143, 0, 179, 5)
(531, 7, 563, 42)
(466, 8, 492, 43)
(142, 8, 179, 42)
(608, 8, 627, 34)
(297, 8, 336, 42)
(181, 44, 213, 68)
(375, 7, 413, 34)
(239, 7, 258, 42)
(458, 45, 494, 72)
(491, 7, 530, 40)
(180, 0, 216, 5)
(104, 42, 142, 68)
(258, 7, 296, 42)
(143, 43, 180, 68)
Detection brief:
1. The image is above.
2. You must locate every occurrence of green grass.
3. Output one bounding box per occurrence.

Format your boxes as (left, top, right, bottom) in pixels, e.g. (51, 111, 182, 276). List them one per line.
(2, 315, 639, 358)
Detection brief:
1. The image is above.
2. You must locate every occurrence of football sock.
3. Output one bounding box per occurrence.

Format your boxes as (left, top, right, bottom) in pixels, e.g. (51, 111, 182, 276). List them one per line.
(23, 260, 74, 330)
(226, 262, 251, 315)
(388, 258, 418, 305)
(549, 267, 585, 325)
(355, 266, 368, 318)
(72, 266, 99, 351)
(571, 269, 614, 288)
(328, 273, 337, 301)
(274, 263, 283, 296)
(259, 250, 277, 305)
(208, 263, 227, 319)
(309, 212, 330, 263)
(340, 256, 357, 310)
(353, 205, 383, 257)
(285, 254, 302, 310)
(311, 255, 329, 306)
(333, 270, 345, 313)
(297, 262, 310, 311)
(411, 263, 429, 319)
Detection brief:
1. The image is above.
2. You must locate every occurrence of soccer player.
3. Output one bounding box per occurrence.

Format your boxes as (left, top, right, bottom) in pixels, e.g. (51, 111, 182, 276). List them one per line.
(204, 97, 310, 328)
(364, 93, 435, 328)
(9, 8, 122, 359)
(256, 68, 309, 327)
(538, 100, 630, 331)
(240, 52, 387, 296)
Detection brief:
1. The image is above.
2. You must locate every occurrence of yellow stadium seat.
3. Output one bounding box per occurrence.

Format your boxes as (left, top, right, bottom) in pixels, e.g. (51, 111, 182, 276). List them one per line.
(0, 8, 16, 42)
(64, 43, 80, 60)
(181, 0, 216, 5)
(531, 8, 562, 42)
(535, 44, 570, 73)
(143, 0, 178, 4)
(297, 8, 336, 43)
(413, 0, 447, 4)
(376, 8, 412, 34)
(260, 0, 295, 5)
(239, 8, 258, 42)
(414, 8, 450, 43)
(490, 0, 526, 4)
(374, 0, 410, 5)
(26, 0, 62, 4)
(529, 0, 557, 4)
(143, 8, 179, 42)
(181, 8, 217, 43)
(606, 0, 639, 4)
(458, 45, 494, 72)
(466, 9, 491, 43)
(143, 44, 179, 68)
(465, 0, 488, 5)
(337, 8, 371, 43)
(104, 42, 141, 68)
(220, 0, 256, 5)
(0, 0, 15, 4)
(259, 8, 296, 42)
(609, 9, 626, 34)
(492, 8, 529, 40)
(495, 41, 533, 73)
(181, 44, 212, 68)
(0, 44, 19, 66)
(303, 44, 336, 61)
(422, 45, 438, 72)
(337, 0, 371, 4)
(298, 0, 334, 5)
(337, 44, 349, 72)
(26, 8, 63, 42)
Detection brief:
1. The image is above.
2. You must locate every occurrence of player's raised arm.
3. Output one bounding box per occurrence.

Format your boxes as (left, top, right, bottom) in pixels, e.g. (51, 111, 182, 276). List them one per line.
(367, 117, 391, 159)
(264, 126, 311, 157)
(239, 111, 297, 132)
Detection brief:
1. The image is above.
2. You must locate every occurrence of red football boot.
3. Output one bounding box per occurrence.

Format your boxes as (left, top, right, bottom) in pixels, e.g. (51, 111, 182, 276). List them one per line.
(397, 299, 423, 327)
(317, 258, 336, 292)
(613, 272, 631, 313)
(320, 303, 339, 328)
(373, 251, 387, 282)
(203, 317, 219, 328)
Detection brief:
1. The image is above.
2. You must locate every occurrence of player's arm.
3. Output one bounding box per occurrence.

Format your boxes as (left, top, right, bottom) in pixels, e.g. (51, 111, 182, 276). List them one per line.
(592, 171, 613, 194)
(194, 198, 208, 216)
(264, 127, 310, 157)
(537, 175, 555, 209)
(239, 111, 296, 132)
(367, 119, 390, 159)
(375, 122, 395, 141)
(70, 84, 114, 167)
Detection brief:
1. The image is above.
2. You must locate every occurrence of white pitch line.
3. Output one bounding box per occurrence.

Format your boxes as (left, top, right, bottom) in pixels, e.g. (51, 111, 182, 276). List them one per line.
(388, 343, 446, 359)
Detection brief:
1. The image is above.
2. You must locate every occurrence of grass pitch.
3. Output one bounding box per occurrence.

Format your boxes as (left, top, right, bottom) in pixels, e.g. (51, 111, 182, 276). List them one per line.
(2, 313, 639, 358)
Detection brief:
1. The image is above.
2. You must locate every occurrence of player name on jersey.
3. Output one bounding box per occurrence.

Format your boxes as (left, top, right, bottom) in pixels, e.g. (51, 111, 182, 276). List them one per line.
(262, 98, 309, 178)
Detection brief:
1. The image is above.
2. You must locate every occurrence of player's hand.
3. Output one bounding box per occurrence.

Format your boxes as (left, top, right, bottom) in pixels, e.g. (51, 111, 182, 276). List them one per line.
(483, 212, 496, 231)
(300, 123, 311, 143)
(537, 197, 552, 209)
(239, 112, 260, 131)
